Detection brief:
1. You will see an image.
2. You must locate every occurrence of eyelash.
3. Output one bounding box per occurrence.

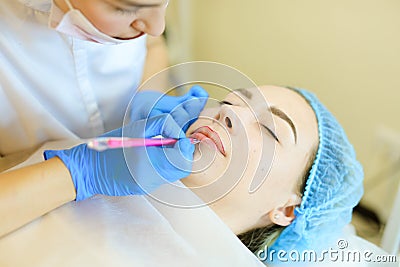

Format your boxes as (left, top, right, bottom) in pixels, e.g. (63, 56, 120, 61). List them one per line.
(262, 125, 280, 143)
(218, 100, 233, 106)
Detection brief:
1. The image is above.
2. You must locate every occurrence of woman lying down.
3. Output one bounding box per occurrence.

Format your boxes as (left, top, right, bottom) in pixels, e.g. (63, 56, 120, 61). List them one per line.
(183, 85, 364, 260)
(0, 85, 364, 266)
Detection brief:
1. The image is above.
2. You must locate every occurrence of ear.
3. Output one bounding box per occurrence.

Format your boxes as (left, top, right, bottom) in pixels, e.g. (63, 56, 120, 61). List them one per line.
(268, 194, 301, 227)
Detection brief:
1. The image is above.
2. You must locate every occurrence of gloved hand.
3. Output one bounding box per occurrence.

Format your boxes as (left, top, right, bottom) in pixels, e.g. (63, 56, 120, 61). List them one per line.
(44, 115, 194, 201)
(130, 85, 209, 132)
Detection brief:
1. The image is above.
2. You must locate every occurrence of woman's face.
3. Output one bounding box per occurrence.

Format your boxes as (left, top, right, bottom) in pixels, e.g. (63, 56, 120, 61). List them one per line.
(182, 85, 318, 233)
(56, 0, 168, 39)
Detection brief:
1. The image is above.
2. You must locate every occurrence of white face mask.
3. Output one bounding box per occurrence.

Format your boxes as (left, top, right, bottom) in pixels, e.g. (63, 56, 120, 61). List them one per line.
(49, 0, 142, 45)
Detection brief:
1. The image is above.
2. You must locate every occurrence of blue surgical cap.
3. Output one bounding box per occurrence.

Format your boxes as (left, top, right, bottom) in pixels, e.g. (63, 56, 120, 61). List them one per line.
(269, 88, 364, 254)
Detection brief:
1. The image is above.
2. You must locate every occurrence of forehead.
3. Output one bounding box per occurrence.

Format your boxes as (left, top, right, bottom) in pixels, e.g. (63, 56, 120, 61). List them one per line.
(225, 85, 313, 117)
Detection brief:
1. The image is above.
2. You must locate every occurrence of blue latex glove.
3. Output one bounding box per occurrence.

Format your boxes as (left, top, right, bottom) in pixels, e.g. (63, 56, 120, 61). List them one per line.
(44, 115, 194, 201)
(130, 85, 209, 132)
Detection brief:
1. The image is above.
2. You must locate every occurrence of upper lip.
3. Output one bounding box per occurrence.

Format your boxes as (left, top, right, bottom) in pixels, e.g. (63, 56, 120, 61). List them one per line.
(190, 126, 226, 156)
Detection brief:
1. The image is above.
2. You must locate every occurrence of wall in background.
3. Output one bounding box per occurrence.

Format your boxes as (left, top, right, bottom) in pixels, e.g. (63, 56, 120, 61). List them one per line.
(166, 0, 400, 222)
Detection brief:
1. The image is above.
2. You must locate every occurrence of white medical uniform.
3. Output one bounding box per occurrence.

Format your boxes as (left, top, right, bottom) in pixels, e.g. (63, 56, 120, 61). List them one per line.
(0, 0, 147, 156)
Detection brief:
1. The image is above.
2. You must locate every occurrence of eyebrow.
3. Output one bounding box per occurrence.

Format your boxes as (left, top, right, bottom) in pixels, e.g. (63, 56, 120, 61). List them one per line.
(270, 106, 297, 143)
(112, 0, 163, 8)
(236, 88, 253, 100)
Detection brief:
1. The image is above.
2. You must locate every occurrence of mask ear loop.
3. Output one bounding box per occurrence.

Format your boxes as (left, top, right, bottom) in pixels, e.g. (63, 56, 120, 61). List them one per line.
(63, 0, 74, 11)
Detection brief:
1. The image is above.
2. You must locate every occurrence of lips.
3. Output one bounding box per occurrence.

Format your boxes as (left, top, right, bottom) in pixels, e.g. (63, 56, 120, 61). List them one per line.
(115, 32, 144, 40)
(190, 126, 226, 156)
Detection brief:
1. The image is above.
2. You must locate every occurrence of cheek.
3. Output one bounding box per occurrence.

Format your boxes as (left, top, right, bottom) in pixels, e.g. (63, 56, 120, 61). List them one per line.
(231, 140, 264, 191)
(257, 149, 306, 206)
(184, 121, 267, 186)
(227, 131, 277, 206)
(209, 129, 265, 197)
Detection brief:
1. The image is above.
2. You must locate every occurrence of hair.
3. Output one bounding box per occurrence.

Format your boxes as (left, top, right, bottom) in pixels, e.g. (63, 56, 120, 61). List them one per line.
(238, 89, 318, 254)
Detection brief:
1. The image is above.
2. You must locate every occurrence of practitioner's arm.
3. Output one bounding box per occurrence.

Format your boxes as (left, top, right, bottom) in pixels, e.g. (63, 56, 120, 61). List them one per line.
(0, 157, 76, 237)
(0, 104, 209, 238)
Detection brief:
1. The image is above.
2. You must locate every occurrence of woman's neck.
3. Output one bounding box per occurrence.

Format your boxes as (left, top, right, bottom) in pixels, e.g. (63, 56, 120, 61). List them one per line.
(190, 189, 257, 235)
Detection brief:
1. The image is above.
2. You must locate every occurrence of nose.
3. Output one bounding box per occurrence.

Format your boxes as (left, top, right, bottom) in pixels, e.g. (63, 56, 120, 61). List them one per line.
(131, 5, 167, 36)
(215, 106, 244, 135)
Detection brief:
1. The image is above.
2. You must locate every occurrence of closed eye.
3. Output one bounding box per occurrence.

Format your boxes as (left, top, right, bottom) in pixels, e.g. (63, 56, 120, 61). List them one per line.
(261, 124, 280, 143)
(219, 100, 233, 106)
